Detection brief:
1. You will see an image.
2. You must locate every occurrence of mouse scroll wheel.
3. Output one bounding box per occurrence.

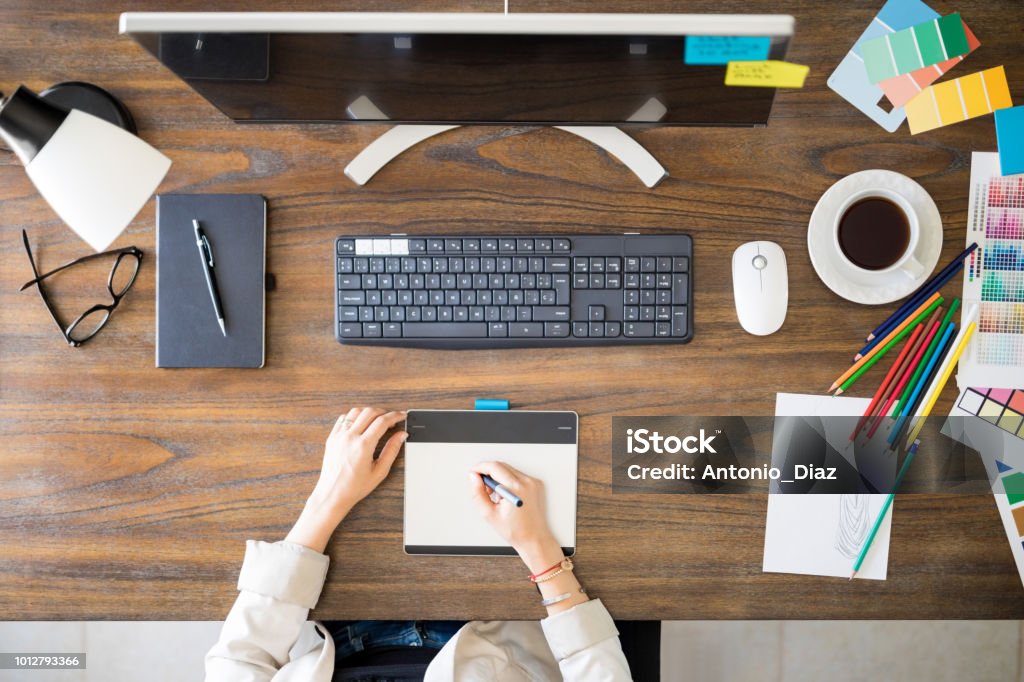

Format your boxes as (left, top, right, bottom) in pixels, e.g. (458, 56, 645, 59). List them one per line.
(752, 255, 768, 270)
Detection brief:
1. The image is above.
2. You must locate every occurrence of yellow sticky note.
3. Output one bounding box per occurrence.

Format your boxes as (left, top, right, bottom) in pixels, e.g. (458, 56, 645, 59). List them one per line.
(724, 60, 809, 88)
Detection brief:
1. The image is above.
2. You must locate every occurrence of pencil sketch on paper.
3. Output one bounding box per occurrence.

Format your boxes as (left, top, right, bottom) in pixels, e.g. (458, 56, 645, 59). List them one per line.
(834, 494, 870, 559)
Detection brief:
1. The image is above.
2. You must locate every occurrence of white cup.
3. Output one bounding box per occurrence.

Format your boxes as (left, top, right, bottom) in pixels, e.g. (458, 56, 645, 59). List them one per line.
(833, 188, 924, 280)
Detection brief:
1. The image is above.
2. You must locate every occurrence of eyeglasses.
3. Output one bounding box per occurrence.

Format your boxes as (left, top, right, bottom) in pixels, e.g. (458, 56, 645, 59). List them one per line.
(19, 229, 143, 347)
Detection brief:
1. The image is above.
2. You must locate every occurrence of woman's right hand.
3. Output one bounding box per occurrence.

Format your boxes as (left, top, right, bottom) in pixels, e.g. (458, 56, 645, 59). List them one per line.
(468, 461, 565, 574)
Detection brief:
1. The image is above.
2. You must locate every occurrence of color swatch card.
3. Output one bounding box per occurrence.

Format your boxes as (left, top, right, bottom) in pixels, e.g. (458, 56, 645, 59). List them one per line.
(991, 459, 1024, 589)
(861, 13, 970, 83)
(827, 0, 940, 132)
(905, 66, 1013, 134)
(995, 106, 1024, 177)
(724, 60, 809, 88)
(684, 36, 770, 65)
(878, 21, 980, 108)
(960, 153, 1024, 390)
(763, 394, 892, 581)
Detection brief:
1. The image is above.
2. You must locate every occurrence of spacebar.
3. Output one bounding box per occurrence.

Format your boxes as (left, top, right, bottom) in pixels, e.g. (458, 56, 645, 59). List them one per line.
(403, 322, 488, 338)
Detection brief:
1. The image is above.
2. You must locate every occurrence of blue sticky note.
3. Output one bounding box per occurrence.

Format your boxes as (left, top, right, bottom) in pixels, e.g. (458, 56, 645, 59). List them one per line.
(684, 36, 771, 65)
(996, 106, 1024, 176)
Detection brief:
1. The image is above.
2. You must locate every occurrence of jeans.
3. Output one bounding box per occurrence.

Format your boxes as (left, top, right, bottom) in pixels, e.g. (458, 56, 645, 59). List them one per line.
(327, 620, 465, 662)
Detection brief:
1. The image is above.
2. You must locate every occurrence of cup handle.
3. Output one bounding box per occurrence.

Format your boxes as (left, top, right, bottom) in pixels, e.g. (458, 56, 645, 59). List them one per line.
(900, 254, 926, 280)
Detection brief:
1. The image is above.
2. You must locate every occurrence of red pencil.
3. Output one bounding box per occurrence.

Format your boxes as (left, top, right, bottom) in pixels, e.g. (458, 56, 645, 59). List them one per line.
(866, 309, 943, 439)
(849, 323, 923, 441)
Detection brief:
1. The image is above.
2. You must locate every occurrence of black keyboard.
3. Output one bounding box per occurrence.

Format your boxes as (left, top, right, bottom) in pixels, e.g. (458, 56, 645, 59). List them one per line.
(335, 234, 692, 349)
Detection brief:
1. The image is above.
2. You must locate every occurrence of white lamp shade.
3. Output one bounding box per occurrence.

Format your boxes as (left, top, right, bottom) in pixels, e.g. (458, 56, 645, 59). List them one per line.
(24, 109, 171, 252)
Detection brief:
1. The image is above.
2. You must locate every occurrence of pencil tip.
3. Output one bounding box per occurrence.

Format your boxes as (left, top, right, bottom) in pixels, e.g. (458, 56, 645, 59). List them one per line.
(849, 571, 856, 580)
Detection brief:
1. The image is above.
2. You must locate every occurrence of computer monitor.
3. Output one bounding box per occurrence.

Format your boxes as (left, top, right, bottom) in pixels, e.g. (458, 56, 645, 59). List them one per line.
(119, 13, 795, 126)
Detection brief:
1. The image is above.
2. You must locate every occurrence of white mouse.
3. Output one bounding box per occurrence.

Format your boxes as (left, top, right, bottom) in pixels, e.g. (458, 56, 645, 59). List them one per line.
(732, 241, 788, 336)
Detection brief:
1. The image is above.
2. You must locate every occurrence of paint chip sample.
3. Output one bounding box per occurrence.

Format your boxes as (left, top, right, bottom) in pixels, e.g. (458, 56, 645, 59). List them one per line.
(861, 13, 971, 83)
(905, 66, 1014, 134)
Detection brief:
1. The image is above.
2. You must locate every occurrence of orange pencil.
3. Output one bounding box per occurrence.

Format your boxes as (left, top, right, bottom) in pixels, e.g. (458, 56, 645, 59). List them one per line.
(827, 291, 942, 393)
(848, 322, 923, 440)
(866, 309, 943, 439)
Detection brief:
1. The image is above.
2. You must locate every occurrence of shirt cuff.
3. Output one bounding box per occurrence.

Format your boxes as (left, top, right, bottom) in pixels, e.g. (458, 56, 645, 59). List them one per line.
(540, 598, 620, 661)
(237, 540, 330, 610)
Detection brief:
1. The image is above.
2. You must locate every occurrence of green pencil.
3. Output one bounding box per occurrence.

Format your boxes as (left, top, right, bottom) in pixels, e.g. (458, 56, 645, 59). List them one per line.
(893, 298, 961, 415)
(849, 439, 920, 579)
(834, 296, 944, 395)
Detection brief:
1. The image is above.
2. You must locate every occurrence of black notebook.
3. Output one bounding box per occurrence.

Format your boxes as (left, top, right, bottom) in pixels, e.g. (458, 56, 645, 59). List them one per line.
(156, 194, 267, 368)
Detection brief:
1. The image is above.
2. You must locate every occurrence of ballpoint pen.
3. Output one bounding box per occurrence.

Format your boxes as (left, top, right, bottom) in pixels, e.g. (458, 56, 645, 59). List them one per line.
(193, 219, 227, 336)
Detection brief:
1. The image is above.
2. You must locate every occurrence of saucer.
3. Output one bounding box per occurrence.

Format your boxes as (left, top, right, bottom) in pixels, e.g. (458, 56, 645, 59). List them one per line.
(807, 170, 942, 305)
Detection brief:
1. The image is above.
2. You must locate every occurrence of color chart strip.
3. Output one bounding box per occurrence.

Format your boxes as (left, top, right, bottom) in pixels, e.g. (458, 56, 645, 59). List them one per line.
(993, 458, 1024, 588)
(861, 13, 970, 83)
(958, 387, 1024, 437)
(879, 22, 979, 108)
(906, 66, 1013, 134)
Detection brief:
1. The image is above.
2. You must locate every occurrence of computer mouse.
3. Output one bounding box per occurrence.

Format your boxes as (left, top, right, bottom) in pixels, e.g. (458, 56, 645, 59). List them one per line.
(732, 241, 788, 336)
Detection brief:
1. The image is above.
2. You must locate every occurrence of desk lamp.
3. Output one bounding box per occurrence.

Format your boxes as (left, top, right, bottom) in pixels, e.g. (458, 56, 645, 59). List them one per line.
(0, 82, 171, 252)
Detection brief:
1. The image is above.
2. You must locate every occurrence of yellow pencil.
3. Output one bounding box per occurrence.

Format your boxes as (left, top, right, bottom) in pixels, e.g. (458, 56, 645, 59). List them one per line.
(904, 305, 979, 446)
(828, 292, 943, 393)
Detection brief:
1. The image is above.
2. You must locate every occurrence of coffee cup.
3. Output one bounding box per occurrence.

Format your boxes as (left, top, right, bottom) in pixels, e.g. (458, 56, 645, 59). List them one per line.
(833, 188, 923, 280)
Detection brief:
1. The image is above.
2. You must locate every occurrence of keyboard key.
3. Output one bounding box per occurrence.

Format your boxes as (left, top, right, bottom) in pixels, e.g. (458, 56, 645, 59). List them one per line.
(524, 290, 539, 305)
(359, 306, 374, 322)
(657, 257, 672, 272)
(401, 257, 416, 273)
(640, 306, 655, 321)
(485, 307, 500, 321)
(590, 257, 605, 273)
(547, 258, 571, 272)
(427, 239, 445, 253)
(441, 274, 456, 289)
(338, 239, 356, 254)
(379, 274, 393, 289)
(553, 239, 571, 252)
(606, 257, 621, 273)
(656, 322, 671, 337)
(624, 322, 655, 337)
(510, 322, 543, 337)
(445, 239, 462, 253)
(437, 306, 453, 321)
(421, 307, 437, 321)
(488, 322, 508, 337)
(406, 306, 421, 321)
(509, 290, 524, 305)
(605, 322, 621, 337)
(641, 257, 656, 272)
(481, 239, 499, 252)
(404, 322, 488, 337)
(672, 274, 689, 304)
(355, 239, 373, 255)
(338, 258, 354, 273)
(499, 239, 516, 252)
(449, 258, 464, 273)
(513, 257, 529, 273)
(445, 291, 460, 305)
(384, 322, 403, 337)
(656, 306, 671, 321)
(545, 321, 570, 337)
(497, 258, 512, 273)
(469, 307, 484, 321)
(363, 323, 382, 337)
(641, 274, 656, 289)
(372, 240, 391, 255)
(540, 290, 556, 305)
(573, 274, 589, 289)
(672, 307, 688, 336)
(589, 274, 605, 289)
(355, 258, 370, 273)
(408, 239, 427, 253)
(432, 257, 448, 273)
(640, 290, 655, 305)
(516, 306, 532, 321)
(624, 273, 639, 288)
(390, 306, 405, 321)
(536, 239, 552, 253)
(339, 306, 358, 321)
(339, 291, 366, 305)
(624, 306, 639, 321)
(460, 290, 476, 305)
(589, 322, 604, 337)
(481, 258, 496, 273)
(624, 290, 639, 305)
(673, 257, 689, 272)
(516, 239, 534, 253)
(553, 275, 570, 304)
(454, 307, 469, 321)
(369, 258, 385, 273)
(657, 290, 671, 304)
(533, 306, 570, 321)
(339, 322, 362, 337)
(606, 274, 621, 289)
(589, 305, 605, 321)
(573, 257, 589, 272)
(463, 239, 480, 253)
(339, 274, 361, 289)
(390, 239, 409, 256)
(367, 291, 382, 305)
(465, 258, 480, 273)
(625, 257, 640, 272)
(529, 257, 544, 273)
(573, 322, 589, 337)
(657, 273, 672, 288)
(374, 306, 389, 321)
(501, 306, 516, 321)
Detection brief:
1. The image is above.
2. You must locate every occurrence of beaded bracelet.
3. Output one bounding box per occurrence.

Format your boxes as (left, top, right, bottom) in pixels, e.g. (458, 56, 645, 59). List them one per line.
(541, 586, 587, 607)
(528, 559, 564, 581)
(529, 557, 574, 583)
(533, 568, 564, 583)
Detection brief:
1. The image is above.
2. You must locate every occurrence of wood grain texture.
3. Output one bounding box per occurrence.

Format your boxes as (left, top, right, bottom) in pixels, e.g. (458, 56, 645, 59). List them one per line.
(1, 1, 1023, 620)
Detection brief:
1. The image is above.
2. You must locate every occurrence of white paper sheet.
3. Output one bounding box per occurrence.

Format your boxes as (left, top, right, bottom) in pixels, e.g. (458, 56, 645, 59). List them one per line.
(762, 393, 892, 580)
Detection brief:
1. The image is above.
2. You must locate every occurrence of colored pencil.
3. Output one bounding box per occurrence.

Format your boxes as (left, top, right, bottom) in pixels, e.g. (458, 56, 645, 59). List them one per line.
(864, 242, 978, 342)
(888, 329, 954, 450)
(849, 323, 923, 440)
(893, 299, 961, 415)
(904, 305, 980, 447)
(849, 439, 919, 580)
(835, 315, 930, 396)
(887, 321, 957, 446)
(828, 292, 943, 393)
(865, 313, 940, 439)
(860, 321, 929, 439)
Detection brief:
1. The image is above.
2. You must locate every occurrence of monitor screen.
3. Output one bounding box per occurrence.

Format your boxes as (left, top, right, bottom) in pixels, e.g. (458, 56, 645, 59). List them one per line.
(122, 13, 794, 126)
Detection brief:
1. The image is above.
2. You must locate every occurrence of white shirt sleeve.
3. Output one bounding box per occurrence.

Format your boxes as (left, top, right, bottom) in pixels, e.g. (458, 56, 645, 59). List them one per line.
(540, 599, 633, 681)
(205, 540, 330, 682)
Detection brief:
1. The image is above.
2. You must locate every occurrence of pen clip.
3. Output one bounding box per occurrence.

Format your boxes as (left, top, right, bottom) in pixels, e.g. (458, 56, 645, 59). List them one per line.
(200, 233, 214, 268)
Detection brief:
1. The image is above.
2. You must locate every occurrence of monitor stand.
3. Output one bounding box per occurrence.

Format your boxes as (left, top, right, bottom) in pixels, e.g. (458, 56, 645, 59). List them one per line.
(343, 124, 668, 188)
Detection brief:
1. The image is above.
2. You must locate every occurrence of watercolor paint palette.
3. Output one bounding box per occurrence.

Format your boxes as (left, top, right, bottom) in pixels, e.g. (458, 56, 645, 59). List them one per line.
(961, 153, 1024, 390)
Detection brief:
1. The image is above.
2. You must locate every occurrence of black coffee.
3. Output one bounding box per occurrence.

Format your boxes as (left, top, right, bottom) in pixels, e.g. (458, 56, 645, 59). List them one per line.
(838, 198, 911, 271)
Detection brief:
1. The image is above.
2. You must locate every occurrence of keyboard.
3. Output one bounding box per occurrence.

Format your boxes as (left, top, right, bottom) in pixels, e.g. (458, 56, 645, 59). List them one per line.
(335, 234, 692, 349)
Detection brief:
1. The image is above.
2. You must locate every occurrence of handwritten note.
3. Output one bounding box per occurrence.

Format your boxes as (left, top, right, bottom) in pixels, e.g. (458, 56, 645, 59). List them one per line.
(725, 60, 809, 88)
(684, 36, 771, 65)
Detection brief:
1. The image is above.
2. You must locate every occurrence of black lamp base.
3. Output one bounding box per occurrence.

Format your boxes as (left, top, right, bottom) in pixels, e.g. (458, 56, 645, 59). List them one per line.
(38, 82, 136, 134)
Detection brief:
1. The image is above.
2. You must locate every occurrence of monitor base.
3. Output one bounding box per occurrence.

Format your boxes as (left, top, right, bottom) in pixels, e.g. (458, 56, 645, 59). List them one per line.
(343, 124, 668, 188)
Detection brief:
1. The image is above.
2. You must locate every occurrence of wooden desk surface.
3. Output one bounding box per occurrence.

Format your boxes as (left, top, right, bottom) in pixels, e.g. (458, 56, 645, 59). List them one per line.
(2, 0, 1023, 620)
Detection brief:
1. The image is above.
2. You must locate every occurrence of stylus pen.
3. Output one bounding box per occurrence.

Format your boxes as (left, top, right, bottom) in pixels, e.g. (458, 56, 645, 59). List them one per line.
(481, 474, 524, 507)
(193, 219, 227, 336)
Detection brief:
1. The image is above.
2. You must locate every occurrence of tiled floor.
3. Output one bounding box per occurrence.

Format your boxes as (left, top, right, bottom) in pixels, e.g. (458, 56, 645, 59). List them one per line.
(0, 620, 1019, 680)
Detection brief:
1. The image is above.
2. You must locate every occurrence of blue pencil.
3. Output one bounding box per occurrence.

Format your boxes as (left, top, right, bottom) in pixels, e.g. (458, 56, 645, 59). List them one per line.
(887, 322, 956, 446)
(481, 474, 523, 507)
(862, 243, 978, 344)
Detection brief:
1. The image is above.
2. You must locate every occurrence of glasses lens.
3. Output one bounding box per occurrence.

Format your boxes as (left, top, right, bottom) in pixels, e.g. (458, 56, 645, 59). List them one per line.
(67, 308, 110, 344)
(110, 253, 140, 297)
